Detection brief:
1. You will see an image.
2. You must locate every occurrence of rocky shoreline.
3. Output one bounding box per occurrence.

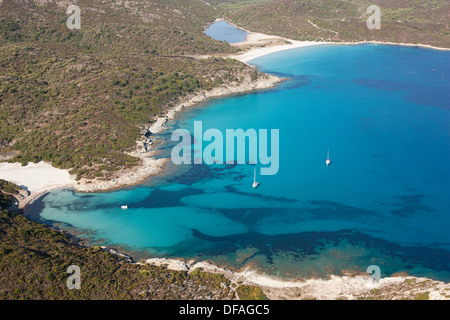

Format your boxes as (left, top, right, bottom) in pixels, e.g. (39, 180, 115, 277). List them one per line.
(1, 63, 282, 210)
(143, 257, 450, 300)
(72, 72, 282, 193)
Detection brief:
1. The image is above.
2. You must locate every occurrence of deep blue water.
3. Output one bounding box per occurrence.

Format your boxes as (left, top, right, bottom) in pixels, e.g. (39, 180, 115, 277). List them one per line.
(205, 20, 248, 44)
(26, 44, 450, 281)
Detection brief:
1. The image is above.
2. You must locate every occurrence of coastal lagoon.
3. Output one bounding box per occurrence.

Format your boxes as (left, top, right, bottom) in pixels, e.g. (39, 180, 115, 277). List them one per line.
(205, 20, 248, 44)
(26, 44, 450, 281)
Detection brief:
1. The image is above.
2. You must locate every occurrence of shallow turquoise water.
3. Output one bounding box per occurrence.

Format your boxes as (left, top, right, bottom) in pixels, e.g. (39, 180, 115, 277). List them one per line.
(27, 44, 450, 281)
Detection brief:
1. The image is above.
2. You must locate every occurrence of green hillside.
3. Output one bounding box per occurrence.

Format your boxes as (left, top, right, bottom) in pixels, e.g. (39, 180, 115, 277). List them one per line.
(0, 0, 263, 180)
(213, 0, 450, 47)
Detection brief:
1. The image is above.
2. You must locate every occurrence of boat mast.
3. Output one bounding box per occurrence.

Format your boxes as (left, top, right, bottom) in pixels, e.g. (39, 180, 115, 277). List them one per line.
(326, 149, 331, 167)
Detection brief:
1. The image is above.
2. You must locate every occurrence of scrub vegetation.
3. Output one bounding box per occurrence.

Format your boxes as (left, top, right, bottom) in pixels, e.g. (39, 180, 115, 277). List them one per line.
(212, 0, 450, 47)
(0, 0, 262, 180)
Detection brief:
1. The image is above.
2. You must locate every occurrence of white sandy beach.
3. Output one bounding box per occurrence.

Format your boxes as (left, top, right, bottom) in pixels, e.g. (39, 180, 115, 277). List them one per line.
(0, 161, 75, 192)
(225, 21, 327, 63)
(230, 39, 327, 63)
(0, 161, 76, 208)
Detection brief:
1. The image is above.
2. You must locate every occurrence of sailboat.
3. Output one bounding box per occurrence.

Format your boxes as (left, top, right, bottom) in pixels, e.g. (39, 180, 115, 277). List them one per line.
(121, 205, 128, 210)
(252, 167, 260, 189)
(326, 149, 331, 167)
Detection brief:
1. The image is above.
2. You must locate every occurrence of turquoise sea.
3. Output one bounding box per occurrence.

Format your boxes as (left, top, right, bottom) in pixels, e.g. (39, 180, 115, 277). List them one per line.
(26, 44, 450, 281)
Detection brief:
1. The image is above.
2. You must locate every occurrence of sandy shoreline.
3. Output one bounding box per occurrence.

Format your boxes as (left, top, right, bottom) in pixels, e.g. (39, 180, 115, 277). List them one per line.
(233, 41, 449, 65)
(230, 39, 328, 63)
(0, 161, 76, 209)
(232, 39, 450, 64)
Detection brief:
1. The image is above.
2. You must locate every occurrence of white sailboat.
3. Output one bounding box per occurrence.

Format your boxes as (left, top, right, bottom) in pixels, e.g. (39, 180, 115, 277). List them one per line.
(121, 205, 128, 210)
(326, 149, 331, 167)
(252, 167, 260, 189)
